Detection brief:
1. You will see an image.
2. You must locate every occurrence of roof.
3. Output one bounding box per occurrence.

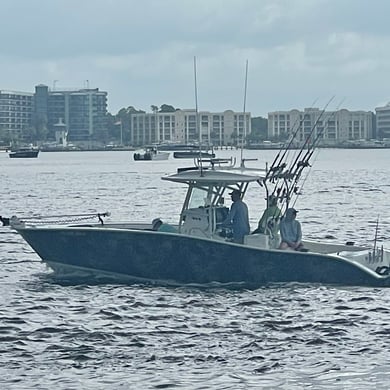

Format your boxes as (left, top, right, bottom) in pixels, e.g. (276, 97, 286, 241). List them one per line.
(162, 167, 266, 185)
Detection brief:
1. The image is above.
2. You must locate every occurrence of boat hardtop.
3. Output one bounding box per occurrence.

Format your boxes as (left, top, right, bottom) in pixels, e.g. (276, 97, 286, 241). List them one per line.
(163, 166, 266, 185)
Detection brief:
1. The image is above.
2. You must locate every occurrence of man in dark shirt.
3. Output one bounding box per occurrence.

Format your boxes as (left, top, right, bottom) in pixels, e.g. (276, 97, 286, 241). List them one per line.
(223, 189, 250, 244)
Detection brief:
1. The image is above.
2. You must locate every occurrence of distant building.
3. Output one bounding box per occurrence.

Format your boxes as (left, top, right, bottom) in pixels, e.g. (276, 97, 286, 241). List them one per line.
(131, 109, 251, 146)
(0, 90, 33, 142)
(268, 108, 374, 145)
(34, 85, 108, 145)
(375, 103, 390, 139)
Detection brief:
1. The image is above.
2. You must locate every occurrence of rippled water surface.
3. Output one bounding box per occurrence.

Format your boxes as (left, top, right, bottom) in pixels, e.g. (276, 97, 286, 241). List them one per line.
(1, 149, 390, 389)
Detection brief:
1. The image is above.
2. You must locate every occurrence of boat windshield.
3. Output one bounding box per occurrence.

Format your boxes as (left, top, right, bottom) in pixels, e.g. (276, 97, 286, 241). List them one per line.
(188, 187, 211, 208)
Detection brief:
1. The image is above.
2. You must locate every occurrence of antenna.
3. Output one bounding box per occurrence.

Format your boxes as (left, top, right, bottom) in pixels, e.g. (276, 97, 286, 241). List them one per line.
(240, 60, 249, 166)
(194, 56, 199, 146)
(193, 56, 204, 174)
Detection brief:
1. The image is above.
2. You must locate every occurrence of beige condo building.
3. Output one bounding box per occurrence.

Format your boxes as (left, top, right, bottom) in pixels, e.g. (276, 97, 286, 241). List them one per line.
(131, 109, 251, 146)
(268, 108, 374, 145)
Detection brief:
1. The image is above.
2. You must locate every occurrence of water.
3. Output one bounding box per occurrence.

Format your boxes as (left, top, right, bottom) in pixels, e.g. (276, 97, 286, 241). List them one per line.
(1, 149, 390, 389)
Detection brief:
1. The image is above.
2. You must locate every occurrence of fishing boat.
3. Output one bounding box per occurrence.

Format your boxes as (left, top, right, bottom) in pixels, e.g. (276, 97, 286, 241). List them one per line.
(5, 149, 390, 288)
(3, 53, 390, 287)
(9, 147, 40, 158)
(133, 145, 169, 161)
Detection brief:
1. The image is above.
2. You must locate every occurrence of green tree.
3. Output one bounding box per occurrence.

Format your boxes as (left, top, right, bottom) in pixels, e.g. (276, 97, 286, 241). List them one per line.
(0, 126, 12, 145)
(32, 112, 49, 141)
(230, 129, 238, 146)
(159, 104, 176, 112)
(248, 116, 268, 143)
(109, 106, 145, 145)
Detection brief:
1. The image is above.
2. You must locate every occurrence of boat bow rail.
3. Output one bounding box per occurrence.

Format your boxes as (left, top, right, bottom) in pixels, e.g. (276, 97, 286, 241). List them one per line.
(8, 212, 111, 228)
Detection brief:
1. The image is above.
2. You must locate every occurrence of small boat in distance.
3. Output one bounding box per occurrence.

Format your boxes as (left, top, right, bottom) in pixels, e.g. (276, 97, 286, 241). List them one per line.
(173, 150, 215, 159)
(157, 143, 200, 151)
(133, 145, 169, 161)
(9, 147, 40, 158)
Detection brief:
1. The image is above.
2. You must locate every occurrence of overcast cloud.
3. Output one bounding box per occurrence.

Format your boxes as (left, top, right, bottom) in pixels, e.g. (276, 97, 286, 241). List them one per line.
(1, 0, 390, 116)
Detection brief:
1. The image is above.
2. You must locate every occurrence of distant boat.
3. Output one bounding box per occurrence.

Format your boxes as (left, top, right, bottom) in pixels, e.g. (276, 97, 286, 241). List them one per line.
(9, 147, 40, 158)
(173, 150, 215, 159)
(133, 145, 169, 161)
(157, 143, 200, 151)
(246, 141, 284, 150)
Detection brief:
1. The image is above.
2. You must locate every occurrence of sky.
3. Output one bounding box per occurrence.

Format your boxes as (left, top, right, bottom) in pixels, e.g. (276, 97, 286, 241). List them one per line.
(2, 0, 390, 117)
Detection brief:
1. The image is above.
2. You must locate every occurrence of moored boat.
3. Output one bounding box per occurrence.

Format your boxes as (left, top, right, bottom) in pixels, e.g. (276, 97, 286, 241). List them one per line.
(9, 147, 40, 158)
(157, 143, 200, 151)
(133, 145, 169, 161)
(173, 150, 215, 159)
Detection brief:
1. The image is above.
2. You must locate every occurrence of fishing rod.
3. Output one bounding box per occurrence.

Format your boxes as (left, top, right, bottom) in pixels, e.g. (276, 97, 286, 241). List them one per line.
(285, 96, 335, 178)
(265, 97, 336, 212)
(292, 97, 346, 181)
(265, 97, 335, 209)
(286, 98, 346, 207)
(262, 100, 324, 208)
(264, 97, 320, 183)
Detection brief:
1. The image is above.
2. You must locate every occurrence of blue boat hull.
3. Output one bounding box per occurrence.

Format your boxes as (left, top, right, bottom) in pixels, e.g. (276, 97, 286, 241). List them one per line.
(18, 227, 390, 287)
(9, 150, 39, 158)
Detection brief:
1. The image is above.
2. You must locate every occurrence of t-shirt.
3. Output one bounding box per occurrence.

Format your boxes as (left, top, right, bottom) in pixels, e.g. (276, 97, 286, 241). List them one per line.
(280, 219, 302, 243)
(226, 199, 250, 239)
(257, 206, 282, 234)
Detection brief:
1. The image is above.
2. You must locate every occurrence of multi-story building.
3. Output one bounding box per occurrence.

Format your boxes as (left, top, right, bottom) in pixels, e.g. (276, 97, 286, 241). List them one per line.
(268, 108, 374, 145)
(375, 103, 390, 139)
(0, 90, 33, 142)
(34, 85, 108, 144)
(131, 109, 251, 146)
(131, 111, 176, 145)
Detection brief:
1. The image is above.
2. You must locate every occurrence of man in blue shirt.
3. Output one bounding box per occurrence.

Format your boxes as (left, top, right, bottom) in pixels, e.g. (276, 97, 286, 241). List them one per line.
(223, 189, 250, 244)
